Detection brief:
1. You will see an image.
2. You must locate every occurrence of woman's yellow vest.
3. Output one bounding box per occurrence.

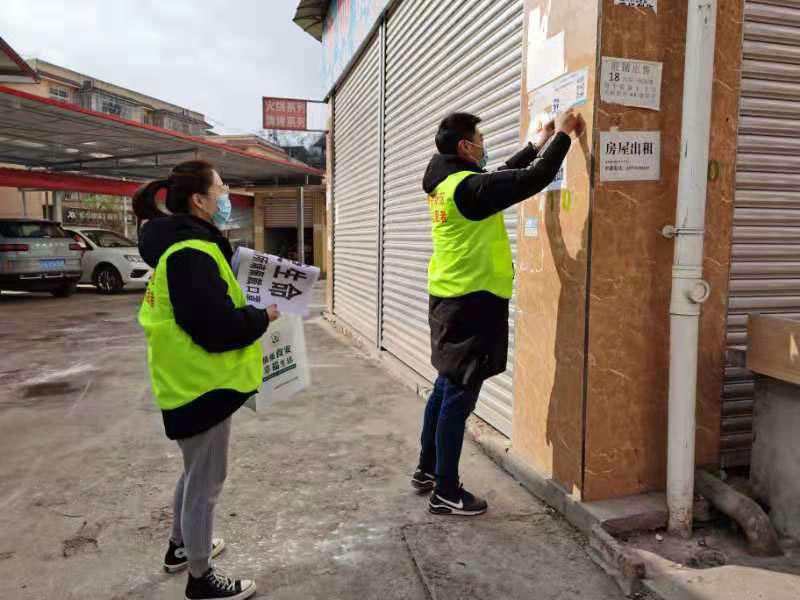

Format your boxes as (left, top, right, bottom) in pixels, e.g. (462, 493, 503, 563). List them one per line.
(138, 239, 263, 411)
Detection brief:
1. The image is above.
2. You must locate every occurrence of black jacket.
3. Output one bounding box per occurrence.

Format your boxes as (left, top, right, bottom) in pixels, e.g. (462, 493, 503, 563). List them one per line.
(139, 215, 268, 439)
(423, 133, 572, 392)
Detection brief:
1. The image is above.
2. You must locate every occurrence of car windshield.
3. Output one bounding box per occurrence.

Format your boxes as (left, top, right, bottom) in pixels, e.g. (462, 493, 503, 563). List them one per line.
(0, 222, 69, 238)
(82, 230, 136, 248)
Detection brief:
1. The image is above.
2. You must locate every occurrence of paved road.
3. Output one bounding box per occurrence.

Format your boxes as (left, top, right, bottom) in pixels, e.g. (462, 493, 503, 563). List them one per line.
(0, 286, 625, 599)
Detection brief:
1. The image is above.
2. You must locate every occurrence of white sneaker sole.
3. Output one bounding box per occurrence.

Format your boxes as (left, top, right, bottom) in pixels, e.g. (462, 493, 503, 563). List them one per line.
(429, 504, 488, 516)
(184, 580, 256, 600)
(164, 539, 226, 573)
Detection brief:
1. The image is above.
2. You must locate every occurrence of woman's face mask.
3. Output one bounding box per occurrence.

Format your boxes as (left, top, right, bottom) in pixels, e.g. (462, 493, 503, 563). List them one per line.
(197, 172, 231, 227)
(211, 192, 231, 228)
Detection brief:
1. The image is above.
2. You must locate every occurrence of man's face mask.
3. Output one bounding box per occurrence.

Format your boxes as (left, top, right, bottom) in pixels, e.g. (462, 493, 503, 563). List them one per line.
(465, 139, 488, 170)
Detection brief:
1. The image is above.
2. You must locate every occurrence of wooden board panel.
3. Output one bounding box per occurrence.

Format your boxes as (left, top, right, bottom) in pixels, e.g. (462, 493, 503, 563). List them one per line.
(747, 314, 800, 385)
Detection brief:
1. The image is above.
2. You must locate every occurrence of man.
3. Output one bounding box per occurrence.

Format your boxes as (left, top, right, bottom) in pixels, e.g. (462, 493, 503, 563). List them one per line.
(412, 109, 585, 516)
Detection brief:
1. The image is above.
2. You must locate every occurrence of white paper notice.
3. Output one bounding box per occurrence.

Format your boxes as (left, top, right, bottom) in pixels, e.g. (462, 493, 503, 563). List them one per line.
(614, 0, 657, 11)
(601, 57, 663, 111)
(528, 68, 589, 138)
(524, 217, 540, 239)
(600, 131, 661, 182)
(233, 247, 320, 316)
(526, 8, 565, 92)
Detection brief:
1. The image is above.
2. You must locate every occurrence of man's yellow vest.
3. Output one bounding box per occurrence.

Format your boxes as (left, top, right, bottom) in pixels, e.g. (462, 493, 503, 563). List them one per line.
(138, 239, 263, 411)
(427, 171, 514, 299)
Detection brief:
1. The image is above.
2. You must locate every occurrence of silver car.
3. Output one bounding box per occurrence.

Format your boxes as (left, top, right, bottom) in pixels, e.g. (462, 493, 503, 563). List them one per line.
(0, 219, 83, 297)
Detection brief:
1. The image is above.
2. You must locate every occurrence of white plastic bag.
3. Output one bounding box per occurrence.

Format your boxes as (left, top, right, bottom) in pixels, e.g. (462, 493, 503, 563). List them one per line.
(245, 314, 310, 411)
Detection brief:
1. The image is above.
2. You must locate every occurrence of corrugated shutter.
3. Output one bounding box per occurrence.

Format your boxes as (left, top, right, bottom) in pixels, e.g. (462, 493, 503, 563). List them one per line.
(382, 0, 523, 435)
(723, 0, 800, 467)
(332, 35, 382, 342)
(264, 197, 313, 228)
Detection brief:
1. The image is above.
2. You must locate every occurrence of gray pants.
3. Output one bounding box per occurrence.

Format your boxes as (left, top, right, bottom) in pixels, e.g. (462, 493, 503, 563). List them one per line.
(170, 417, 231, 577)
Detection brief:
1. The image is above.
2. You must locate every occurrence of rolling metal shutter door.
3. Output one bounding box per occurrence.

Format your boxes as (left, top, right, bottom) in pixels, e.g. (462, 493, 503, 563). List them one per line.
(332, 36, 381, 342)
(723, 0, 800, 467)
(264, 197, 313, 228)
(382, 0, 523, 435)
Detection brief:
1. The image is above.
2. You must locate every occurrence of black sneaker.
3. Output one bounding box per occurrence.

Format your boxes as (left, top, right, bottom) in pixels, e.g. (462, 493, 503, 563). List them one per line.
(164, 538, 225, 573)
(411, 469, 435, 491)
(185, 568, 256, 600)
(429, 486, 488, 516)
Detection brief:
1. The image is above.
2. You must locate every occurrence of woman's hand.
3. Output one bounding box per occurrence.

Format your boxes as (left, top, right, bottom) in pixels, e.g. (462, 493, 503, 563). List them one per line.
(267, 305, 281, 322)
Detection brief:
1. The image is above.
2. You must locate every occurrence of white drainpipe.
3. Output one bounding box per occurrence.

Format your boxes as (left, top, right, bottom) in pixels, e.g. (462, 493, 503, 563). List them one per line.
(665, 0, 718, 538)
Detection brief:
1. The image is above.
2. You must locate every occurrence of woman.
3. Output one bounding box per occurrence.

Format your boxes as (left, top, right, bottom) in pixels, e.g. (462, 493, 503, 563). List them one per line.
(134, 160, 277, 600)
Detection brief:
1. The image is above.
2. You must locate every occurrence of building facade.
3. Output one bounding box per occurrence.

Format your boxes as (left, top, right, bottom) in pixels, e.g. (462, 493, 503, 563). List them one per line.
(296, 0, 796, 507)
(0, 58, 213, 221)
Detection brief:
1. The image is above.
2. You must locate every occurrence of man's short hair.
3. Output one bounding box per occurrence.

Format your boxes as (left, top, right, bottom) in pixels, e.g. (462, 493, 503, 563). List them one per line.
(435, 112, 482, 155)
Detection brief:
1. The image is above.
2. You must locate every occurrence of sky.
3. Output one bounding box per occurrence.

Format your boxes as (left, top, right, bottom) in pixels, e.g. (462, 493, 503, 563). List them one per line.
(2, 0, 325, 136)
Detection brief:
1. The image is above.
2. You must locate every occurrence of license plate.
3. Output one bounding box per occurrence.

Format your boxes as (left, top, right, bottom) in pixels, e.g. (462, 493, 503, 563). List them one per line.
(40, 259, 65, 269)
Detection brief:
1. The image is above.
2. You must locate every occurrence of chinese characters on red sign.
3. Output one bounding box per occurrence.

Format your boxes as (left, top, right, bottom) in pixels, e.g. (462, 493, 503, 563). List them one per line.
(263, 97, 308, 131)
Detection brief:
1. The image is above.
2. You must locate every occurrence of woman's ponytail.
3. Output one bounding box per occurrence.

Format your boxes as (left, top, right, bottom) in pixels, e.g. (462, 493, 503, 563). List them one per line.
(132, 179, 169, 221)
(132, 161, 215, 222)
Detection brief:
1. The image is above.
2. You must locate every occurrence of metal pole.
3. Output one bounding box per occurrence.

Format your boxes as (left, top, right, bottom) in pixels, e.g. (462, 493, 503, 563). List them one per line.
(666, 0, 717, 538)
(297, 186, 305, 263)
(53, 191, 63, 223)
(21, 190, 27, 217)
(123, 197, 129, 238)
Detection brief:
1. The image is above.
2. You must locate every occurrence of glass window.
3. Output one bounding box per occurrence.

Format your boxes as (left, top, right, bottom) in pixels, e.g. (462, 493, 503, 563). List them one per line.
(81, 229, 136, 248)
(0, 222, 69, 238)
(64, 230, 91, 250)
(101, 98, 122, 116)
(49, 85, 71, 102)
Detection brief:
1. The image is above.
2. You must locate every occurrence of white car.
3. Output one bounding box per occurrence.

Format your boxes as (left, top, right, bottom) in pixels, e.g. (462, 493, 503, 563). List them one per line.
(64, 227, 152, 293)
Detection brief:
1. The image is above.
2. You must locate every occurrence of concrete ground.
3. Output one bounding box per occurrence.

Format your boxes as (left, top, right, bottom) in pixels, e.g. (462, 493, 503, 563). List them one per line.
(0, 285, 626, 600)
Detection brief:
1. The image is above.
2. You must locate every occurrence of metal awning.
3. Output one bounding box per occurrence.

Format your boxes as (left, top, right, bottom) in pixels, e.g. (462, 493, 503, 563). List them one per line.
(0, 37, 38, 83)
(0, 85, 322, 186)
(293, 0, 328, 41)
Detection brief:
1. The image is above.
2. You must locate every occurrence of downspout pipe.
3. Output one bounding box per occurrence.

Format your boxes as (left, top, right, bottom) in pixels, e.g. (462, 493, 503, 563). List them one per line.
(665, 0, 718, 538)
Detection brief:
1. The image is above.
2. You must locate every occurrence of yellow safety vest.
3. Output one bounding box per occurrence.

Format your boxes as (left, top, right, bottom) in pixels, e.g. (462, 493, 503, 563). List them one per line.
(138, 239, 262, 411)
(427, 171, 514, 299)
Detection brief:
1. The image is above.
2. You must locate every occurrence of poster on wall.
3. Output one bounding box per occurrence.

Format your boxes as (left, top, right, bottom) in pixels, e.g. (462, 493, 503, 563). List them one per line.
(614, 0, 657, 11)
(601, 57, 663, 111)
(600, 130, 661, 182)
(322, 0, 390, 92)
(526, 7, 565, 92)
(527, 68, 589, 141)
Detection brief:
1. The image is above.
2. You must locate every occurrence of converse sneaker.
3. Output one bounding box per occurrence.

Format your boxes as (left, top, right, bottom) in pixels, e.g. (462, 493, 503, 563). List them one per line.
(164, 538, 225, 573)
(185, 568, 256, 600)
(411, 469, 435, 491)
(429, 486, 488, 516)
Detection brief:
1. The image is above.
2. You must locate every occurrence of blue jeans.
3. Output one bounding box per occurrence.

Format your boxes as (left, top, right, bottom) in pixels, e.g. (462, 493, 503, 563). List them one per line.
(418, 375, 480, 498)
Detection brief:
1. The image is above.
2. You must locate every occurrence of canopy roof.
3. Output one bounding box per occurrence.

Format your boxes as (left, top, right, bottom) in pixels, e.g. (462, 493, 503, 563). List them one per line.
(293, 0, 328, 41)
(0, 37, 38, 83)
(0, 85, 321, 187)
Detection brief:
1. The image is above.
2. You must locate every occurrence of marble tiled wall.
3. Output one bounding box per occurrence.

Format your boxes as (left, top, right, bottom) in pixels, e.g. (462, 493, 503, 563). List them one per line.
(583, 0, 743, 500)
(513, 0, 743, 501)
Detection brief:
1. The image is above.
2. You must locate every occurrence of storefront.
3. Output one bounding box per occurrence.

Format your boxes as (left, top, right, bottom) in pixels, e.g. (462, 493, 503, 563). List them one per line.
(323, 0, 523, 436)
(298, 0, 798, 507)
(255, 185, 327, 269)
(720, 1, 800, 468)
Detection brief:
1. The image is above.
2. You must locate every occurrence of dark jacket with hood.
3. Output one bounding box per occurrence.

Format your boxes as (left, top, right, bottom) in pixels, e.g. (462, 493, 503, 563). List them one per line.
(139, 214, 268, 439)
(423, 133, 572, 392)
